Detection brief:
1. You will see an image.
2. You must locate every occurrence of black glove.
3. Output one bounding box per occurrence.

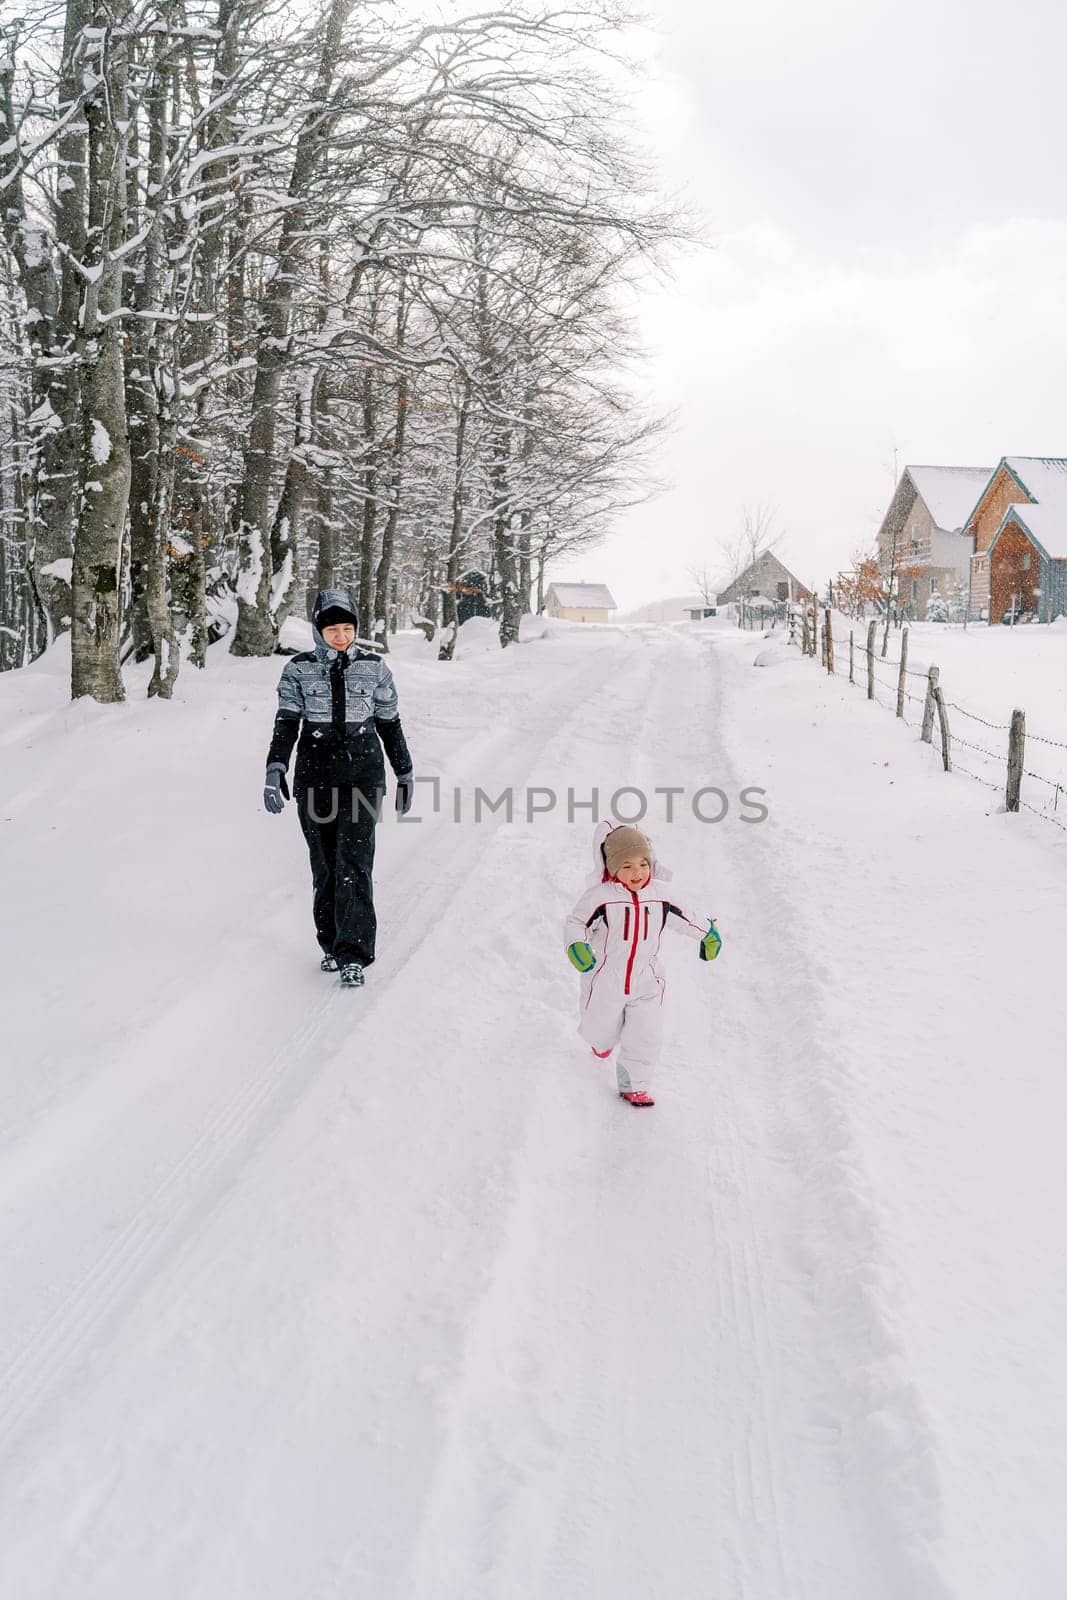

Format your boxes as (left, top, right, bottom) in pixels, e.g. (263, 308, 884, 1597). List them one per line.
(395, 772, 414, 816)
(264, 764, 290, 814)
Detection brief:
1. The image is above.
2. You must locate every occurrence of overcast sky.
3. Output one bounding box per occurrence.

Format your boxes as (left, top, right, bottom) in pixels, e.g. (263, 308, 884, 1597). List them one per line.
(551, 0, 1067, 612)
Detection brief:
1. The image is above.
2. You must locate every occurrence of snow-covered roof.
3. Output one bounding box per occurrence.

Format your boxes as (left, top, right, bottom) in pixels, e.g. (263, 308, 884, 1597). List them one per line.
(995, 503, 1067, 561)
(907, 465, 993, 533)
(988, 459, 1067, 559)
(546, 583, 616, 609)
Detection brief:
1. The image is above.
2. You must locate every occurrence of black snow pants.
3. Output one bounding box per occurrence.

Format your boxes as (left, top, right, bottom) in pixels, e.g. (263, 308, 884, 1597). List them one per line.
(296, 779, 385, 967)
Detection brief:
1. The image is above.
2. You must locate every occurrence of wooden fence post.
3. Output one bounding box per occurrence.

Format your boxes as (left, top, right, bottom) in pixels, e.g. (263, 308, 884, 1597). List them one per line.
(824, 606, 834, 674)
(1006, 709, 1025, 812)
(849, 629, 854, 683)
(896, 627, 909, 717)
(933, 686, 951, 771)
(866, 620, 876, 699)
(921, 664, 939, 743)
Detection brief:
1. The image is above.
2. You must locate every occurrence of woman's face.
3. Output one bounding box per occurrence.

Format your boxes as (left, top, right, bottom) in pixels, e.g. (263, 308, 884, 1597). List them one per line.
(321, 622, 355, 650)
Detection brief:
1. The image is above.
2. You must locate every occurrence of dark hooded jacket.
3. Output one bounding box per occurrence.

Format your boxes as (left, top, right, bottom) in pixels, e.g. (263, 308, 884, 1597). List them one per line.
(266, 588, 412, 789)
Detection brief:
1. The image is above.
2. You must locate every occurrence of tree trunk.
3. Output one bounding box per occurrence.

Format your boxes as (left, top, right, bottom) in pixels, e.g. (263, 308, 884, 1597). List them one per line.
(373, 279, 410, 650)
(313, 475, 336, 597)
(438, 376, 471, 662)
(358, 358, 379, 634)
(146, 403, 179, 697)
(175, 494, 209, 669)
(175, 0, 241, 669)
(372, 369, 408, 652)
(126, 29, 169, 664)
(0, 4, 87, 642)
(490, 429, 520, 647)
(517, 513, 531, 616)
(418, 540, 439, 631)
(311, 385, 336, 598)
(231, 0, 352, 657)
(268, 378, 315, 636)
(71, 6, 131, 703)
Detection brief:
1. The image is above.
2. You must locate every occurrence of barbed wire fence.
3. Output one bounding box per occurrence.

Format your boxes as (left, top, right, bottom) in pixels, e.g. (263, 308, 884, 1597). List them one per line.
(785, 600, 1067, 835)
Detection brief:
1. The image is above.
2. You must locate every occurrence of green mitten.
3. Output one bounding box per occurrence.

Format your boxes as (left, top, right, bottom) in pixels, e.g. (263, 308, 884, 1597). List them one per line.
(567, 941, 596, 973)
(699, 919, 722, 962)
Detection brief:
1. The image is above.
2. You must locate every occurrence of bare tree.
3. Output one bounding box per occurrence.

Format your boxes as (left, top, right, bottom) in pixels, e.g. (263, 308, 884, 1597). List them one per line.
(686, 565, 719, 608)
(0, 0, 689, 692)
(70, 2, 132, 702)
(718, 502, 783, 592)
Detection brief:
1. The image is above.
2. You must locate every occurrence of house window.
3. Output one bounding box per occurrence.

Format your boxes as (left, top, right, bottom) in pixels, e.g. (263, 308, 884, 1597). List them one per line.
(1022, 552, 1031, 570)
(911, 579, 918, 602)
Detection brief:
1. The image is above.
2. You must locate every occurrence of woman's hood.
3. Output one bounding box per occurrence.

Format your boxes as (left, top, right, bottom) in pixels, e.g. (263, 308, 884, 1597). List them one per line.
(310, 588, 360, 655)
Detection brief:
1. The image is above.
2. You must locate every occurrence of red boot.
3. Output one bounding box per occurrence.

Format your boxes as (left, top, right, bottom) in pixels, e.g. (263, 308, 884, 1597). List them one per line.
(591, 1046, 613, 1059)
(620, 1090, 655, 1108)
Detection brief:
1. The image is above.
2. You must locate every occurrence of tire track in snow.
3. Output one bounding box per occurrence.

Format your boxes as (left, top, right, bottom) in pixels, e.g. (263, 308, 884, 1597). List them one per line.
(696, 625, 953, 1598)
(0, 632, 631, 1463)
(391, 635, 683, 1600)
(543, 629, 796, 1598)
(387, 628, 796, 1600)
(390, 624, 942, 1600)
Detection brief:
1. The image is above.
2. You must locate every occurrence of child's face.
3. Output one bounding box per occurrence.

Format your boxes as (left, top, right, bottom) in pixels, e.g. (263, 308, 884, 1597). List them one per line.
(616, 855, 651, 890)
(322, 622, 355, 649)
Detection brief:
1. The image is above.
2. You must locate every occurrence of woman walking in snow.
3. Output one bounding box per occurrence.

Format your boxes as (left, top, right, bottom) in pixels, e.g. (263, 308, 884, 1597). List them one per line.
(564, 821, 721, 1106)
(262, 588, 415, 987)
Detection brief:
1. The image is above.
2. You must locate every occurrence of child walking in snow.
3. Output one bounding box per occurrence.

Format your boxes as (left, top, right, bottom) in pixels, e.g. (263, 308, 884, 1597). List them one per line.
(563, 820, 721, 1108)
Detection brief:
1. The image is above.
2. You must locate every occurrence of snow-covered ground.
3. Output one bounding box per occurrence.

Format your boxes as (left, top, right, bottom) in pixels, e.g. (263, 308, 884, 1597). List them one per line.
(1, 617, 1064, 1598)
(806, 613, 1067, 810)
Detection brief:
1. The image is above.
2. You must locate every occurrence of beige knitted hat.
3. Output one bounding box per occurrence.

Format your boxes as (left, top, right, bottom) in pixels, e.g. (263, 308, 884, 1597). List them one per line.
(603, 824, 653, 878)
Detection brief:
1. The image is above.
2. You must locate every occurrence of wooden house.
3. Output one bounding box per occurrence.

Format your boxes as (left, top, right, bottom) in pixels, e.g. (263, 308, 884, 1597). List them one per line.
(962, 457, 1067, 622)
(544, 582, 616, 623)
(717, 551, 810, 606)
(876, 465, 992, 616)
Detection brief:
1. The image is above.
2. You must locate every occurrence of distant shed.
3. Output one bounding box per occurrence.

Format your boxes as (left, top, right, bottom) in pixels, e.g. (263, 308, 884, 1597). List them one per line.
(545, 583, 616, 623)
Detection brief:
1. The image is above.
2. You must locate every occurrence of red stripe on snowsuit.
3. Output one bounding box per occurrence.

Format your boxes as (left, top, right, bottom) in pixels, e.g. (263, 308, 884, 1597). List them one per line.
(623, 887, 641, 995)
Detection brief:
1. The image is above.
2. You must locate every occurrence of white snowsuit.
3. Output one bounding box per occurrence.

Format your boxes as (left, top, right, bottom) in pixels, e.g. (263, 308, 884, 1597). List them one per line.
(563, 821, 712, 1095)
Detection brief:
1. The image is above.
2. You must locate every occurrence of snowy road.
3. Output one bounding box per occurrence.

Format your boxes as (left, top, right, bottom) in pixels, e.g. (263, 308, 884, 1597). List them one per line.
(1, 620, 1063, 1597)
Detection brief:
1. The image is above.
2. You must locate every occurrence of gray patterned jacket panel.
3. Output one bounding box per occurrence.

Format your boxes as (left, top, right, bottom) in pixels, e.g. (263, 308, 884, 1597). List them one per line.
(276, 645, 400, 727)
